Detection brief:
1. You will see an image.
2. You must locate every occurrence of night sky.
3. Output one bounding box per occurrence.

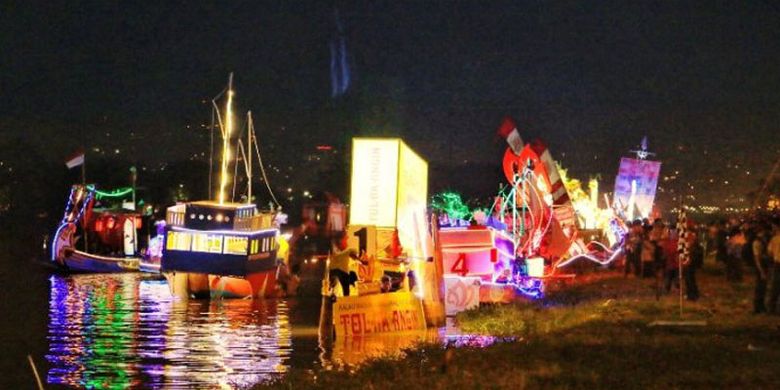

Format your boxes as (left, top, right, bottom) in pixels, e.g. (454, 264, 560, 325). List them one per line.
(2, 1, 779, 211)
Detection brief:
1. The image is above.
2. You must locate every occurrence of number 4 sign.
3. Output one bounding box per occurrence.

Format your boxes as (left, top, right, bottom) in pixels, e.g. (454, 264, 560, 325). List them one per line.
(450, 253, 469, 276)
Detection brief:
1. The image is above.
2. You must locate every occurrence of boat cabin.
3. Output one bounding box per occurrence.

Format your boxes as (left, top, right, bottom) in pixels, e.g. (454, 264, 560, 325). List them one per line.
(161, 201, 279, 277)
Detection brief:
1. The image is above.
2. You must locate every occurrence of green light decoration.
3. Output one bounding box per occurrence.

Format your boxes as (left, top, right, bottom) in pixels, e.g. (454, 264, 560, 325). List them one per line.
(430, 191, 472, 221)
(73, 281, 133, 389)
(86, 185, 134, 200)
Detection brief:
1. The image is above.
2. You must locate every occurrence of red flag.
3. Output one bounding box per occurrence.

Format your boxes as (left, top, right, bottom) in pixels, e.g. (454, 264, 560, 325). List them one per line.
(497, 116, 523, 155)
(386, 228, 403, 259)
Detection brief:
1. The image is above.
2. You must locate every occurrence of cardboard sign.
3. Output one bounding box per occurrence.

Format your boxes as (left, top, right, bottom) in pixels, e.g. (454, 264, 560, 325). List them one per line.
(346, 225, 378, 259)
(333, 292, 426, 337)
(443, 250, 496, 277)
(346, 225, 405, 282)
(444, 276, 481, 316)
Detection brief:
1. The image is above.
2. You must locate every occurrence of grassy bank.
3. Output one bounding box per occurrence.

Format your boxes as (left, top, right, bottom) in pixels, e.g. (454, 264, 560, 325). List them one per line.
(260, 266, 780, 389)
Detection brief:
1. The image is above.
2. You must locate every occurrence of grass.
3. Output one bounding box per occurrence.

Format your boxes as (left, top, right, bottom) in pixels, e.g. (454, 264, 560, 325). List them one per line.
(257, 264, 780, 389)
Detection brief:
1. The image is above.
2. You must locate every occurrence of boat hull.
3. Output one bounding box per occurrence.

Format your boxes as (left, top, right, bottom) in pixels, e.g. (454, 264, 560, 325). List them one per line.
(58, 248, 140, 273)
(164, 269, 278, 299)
(51, 219, 141, 273)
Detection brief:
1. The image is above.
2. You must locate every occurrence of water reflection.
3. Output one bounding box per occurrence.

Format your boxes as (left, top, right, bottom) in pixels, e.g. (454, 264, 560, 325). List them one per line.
(325, 328, 440, 367)
(46, 274, 507, 388)
(47, 274, 291, 388)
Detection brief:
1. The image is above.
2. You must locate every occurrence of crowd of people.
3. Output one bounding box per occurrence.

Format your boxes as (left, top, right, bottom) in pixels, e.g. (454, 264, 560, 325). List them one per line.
(623, 212, 780, 314)
(623, 217, 702, 301)
(709, 214, 780, 314)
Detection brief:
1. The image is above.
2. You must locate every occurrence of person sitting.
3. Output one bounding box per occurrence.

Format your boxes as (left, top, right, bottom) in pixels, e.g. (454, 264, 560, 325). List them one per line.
(380, 275, 392, 293)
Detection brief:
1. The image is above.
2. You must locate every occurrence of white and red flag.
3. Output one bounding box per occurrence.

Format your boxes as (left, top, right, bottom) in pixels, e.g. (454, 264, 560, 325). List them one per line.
(65, 149, 85, 169)
(529, 139, 578, 228)
(497, 116, 523, 155)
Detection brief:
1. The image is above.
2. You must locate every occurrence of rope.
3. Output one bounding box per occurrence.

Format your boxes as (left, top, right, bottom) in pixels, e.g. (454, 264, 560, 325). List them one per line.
(231, 137, 240, 202)
(251, 127, 281, 208)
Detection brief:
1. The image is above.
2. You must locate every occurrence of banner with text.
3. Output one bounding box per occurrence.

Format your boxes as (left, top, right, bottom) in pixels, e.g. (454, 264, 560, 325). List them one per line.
(333, 291, 426, 337)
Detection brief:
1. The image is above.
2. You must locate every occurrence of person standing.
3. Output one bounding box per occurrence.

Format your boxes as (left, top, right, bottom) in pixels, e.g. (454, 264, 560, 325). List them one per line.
(328, 232, 362, 297)
(750, 226, 769, 313)
(625, 220, 643, 277)
(725, 225, 744, 282)
(710, 222, 729, 276)
(683, 224, 701, 301)
(640, 228, 656, 278)
(766, 223, 780, 314)
(663, 227, 680, 294)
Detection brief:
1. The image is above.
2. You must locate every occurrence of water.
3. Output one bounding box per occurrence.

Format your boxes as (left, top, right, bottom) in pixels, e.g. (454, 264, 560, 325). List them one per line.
(43, 273, 317, 388)
(0, 231, 502, 389)
(35, 273, 504, 388)
(47, 274, 292, 387)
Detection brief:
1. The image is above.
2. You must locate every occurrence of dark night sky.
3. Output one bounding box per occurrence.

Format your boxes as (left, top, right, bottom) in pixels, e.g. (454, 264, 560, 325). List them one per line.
(2, 1, 779, 209)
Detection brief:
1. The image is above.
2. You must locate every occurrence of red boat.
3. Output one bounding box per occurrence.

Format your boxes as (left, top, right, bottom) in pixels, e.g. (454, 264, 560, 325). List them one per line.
(52, 185, 144, 273)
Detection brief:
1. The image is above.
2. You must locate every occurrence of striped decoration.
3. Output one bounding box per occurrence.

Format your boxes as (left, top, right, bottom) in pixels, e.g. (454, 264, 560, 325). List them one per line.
(676, 209, 690, 265)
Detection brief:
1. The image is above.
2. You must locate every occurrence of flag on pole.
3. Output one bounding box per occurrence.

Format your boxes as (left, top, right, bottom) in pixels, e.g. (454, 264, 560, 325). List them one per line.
(676, 209, 690, 265)
(65, 149, 85, 169)
(497, 116, 523, 155)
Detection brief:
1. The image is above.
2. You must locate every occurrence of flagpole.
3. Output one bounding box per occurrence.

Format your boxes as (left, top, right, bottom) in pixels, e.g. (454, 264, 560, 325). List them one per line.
(81, 155, 86, 187)
(678, 207, 685, 319)
(679, 230, 684, 318)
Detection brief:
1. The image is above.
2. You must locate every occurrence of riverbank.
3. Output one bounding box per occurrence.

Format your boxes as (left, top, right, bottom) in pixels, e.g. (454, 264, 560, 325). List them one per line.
(261, 265, 780, 389)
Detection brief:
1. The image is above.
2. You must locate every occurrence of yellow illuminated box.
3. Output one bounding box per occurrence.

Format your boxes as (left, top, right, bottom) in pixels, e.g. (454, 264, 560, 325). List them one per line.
(349, 138, 428, 229)
(349, 138, 430, 299)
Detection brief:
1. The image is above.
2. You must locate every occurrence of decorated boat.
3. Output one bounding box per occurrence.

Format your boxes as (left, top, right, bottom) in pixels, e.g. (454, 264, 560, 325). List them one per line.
(159, 201, 281, 298)
(151, 74, 287, 299)
(319, 138, 446, 339)
(432, 117, 630, 311)
(51, 184, 144, 273)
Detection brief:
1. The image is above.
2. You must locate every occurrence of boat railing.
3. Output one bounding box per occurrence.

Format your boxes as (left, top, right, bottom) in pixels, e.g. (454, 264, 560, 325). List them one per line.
(166, 204, 186, 227)
(235, 212, 274, 231)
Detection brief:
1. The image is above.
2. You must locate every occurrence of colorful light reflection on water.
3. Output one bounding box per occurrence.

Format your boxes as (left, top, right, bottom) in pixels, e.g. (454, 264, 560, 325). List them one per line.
(46, 274, 508, 388)
(46, 274, 291, 388)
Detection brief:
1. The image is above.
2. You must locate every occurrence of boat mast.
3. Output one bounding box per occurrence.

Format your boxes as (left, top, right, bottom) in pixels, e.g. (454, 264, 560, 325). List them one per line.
(208, 105, 216, 200)
(247, 111, 253, 205)
(218, 73, 234, 205)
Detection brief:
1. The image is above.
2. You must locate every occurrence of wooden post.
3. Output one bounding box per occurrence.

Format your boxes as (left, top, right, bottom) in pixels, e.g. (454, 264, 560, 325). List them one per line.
(27, 355, 43, 390)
